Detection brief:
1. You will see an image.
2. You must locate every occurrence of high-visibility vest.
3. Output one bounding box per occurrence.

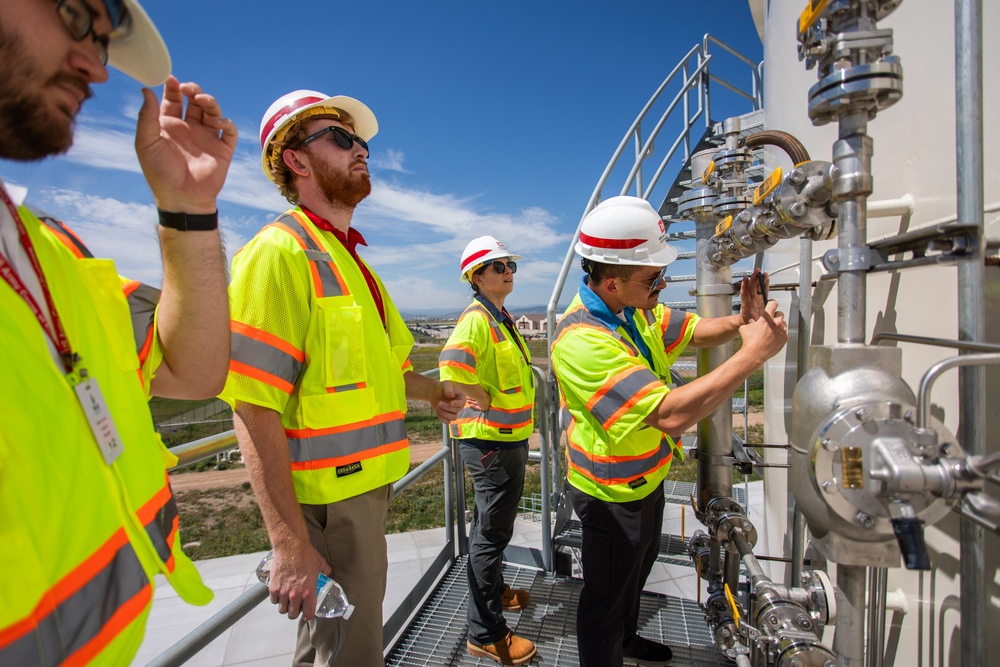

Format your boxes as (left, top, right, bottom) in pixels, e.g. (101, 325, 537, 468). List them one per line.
(550, 293, 699, 503)
(0, 204, 211, 666)
(439, 300, 535, 442)
(222, 208, 412, 504)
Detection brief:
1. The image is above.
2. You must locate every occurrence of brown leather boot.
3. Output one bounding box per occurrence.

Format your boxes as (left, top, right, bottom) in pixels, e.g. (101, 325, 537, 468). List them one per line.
(500, 584, 532, 611)
(467, 631, 537, 665)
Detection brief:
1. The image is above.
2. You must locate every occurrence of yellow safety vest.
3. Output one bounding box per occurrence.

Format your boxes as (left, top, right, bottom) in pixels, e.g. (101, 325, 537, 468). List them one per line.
(550, 293, 699, 502)
(0, 205, 211, 666)
(222, 208, 412, 504)
(439, 300, 535, 442)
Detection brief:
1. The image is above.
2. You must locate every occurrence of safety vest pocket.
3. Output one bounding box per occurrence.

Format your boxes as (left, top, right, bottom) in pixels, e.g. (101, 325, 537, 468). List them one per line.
(78, 259, 140, 374)
(318, 296, 367, 387)
(301, 386, 378, 428)
(494, 340, 521, 391)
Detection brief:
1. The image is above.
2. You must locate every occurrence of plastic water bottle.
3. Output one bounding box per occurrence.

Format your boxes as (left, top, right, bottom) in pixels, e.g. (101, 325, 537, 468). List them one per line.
(256, 551, 355, 619)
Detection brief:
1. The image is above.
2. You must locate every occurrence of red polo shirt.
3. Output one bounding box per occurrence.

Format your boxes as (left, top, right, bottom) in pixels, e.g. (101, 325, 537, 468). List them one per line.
(300, 206, 386, 329)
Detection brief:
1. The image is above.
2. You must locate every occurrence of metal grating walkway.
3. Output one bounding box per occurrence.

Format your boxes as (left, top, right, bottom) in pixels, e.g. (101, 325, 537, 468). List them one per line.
(553, 520, 695, 568)
(385, 558, 733, 667)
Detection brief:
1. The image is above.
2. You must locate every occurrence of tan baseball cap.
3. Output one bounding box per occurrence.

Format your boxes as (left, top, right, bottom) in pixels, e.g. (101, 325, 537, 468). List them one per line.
(104, 0, 171, 86)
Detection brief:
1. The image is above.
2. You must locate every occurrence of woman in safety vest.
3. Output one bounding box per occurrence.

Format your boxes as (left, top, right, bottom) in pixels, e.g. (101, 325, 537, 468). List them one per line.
(438, 236, 537, 666)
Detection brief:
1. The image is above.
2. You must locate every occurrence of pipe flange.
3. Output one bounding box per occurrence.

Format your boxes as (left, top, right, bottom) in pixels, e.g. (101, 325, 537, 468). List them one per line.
(808, 58, 903, 125)
(716, 513, 758, 550)
(776, 640, 837, 667)
(677, 187, 717, 217)
(713, 195, 753, 216)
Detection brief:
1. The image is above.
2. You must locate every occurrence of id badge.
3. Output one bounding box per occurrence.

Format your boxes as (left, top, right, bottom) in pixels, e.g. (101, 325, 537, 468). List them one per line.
(74, 375, 124, 465)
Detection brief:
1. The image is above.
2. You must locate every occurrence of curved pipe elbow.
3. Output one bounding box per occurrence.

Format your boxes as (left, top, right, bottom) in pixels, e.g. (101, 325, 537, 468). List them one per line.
(741, 130, 811, 165)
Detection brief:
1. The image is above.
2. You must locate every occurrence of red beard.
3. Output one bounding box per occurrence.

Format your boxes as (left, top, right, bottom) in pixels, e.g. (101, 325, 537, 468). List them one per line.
(314, 158, 372, 208)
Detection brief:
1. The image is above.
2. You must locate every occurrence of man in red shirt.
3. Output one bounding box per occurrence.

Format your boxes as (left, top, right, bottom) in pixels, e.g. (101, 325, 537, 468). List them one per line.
(222, 90, 465, 667)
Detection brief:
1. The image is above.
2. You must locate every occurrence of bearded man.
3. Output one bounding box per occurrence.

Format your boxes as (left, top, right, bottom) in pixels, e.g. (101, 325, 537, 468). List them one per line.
(0, 0, 236, 664)
(220, 91, 465, 667)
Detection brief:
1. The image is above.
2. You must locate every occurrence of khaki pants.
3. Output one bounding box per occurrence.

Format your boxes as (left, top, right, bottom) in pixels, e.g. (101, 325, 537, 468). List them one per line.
(292, 484, 391, 667)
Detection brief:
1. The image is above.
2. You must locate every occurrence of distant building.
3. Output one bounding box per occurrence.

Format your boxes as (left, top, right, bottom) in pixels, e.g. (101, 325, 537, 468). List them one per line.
(514, 313, 559, 338)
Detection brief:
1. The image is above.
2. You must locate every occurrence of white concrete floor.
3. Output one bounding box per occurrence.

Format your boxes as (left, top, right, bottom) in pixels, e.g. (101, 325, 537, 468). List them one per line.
(132, 481, 765, 666)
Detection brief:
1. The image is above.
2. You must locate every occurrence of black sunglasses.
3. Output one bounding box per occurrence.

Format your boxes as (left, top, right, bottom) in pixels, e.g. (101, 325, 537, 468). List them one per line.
(619, 266, 668, 295)
(295, 126, 369, 154)
(482, 260, 517, 275)
(56, 0, 114, 66)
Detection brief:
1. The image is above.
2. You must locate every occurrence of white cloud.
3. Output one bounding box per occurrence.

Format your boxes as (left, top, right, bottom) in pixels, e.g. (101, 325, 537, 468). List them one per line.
(65, 124, 142, 173)
(371, 149, 408, 173)
(40, 188, 248, 287)
(381, 276, 473, 311)
(218, 150, 289, 212)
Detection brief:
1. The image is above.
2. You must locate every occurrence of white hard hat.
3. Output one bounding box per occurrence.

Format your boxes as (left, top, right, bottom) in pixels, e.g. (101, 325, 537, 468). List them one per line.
(259, 90, 379, 181)
(105, 0, 171, 86)
(574, 196, 678, 266)
(459, 236, 521, 282)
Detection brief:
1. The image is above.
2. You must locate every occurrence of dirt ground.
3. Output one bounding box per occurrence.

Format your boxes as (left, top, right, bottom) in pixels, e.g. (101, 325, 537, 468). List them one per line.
(168, 409, 764, 493)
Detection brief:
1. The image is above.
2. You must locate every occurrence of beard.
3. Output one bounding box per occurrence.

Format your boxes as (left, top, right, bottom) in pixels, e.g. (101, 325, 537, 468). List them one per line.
(313, 156, 372, 209)
(0, 24, 91, 161)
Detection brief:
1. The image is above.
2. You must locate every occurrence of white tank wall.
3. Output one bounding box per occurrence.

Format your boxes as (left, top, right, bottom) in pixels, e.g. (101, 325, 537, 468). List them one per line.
(757, 0, 999, 664)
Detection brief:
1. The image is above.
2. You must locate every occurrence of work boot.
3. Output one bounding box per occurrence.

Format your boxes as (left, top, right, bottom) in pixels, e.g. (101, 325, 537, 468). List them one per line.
(467, 631, 537, 665)
(500, 584, 532, 611)
(623, 635, 673, 665)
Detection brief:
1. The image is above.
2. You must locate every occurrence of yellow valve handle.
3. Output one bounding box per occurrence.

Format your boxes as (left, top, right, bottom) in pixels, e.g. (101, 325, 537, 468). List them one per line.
(701, 160, 716, 185)
(715, 215, 733, 237)
(799, 0, 830, 36)
(724, 583, 740, 628)
(753, 167, 783, 206)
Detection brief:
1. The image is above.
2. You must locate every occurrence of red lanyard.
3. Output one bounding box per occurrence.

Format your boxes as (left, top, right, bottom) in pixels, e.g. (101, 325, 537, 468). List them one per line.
(0, 185, 75, 373)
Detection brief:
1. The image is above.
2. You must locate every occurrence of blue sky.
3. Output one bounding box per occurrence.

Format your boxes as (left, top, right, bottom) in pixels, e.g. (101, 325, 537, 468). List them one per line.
(3, 0, 763, 312)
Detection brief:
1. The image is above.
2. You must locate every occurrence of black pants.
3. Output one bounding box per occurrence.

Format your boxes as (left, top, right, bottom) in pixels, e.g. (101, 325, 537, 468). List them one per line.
(459, 442, 528, 644)
(569, 484, 665, 667)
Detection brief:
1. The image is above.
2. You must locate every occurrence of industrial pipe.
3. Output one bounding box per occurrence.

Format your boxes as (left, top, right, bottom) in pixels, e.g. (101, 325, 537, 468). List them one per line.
(742, 129, 811, 165)
(955, 2, 986, 666)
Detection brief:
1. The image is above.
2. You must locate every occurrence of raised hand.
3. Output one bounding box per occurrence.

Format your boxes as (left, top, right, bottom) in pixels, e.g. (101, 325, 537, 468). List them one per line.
(739, 268, 771, 324)
(134, 76, 238, 214)
(738, 299, 788, 362)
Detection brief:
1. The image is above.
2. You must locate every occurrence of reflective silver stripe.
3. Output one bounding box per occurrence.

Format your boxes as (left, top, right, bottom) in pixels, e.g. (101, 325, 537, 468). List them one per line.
(231, 329, 303, 387)
(274, 215, 345, 298)
(144, 495, 178, 563)
(0, 539, 149, 666)
(457, 406, 483, 420)
(329, 383, 364, 392)
(439, 348, 476, 370)
(590, 367, 661, 427)
(485, 406, 533, 426)
(126, 282, 160, 356)
(500, 387, 521, 395)
(661, 309, 688, 348)
(287, 417, 408, 463)
(642, 309, 656, 326)
(567, 438, 671, 482)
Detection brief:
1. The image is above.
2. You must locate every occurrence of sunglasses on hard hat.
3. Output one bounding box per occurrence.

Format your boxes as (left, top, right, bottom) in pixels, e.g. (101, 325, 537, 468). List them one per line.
(55, 0, 125, 66)
(294, 125, 369, 154)
(482, 260, 517, 275)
